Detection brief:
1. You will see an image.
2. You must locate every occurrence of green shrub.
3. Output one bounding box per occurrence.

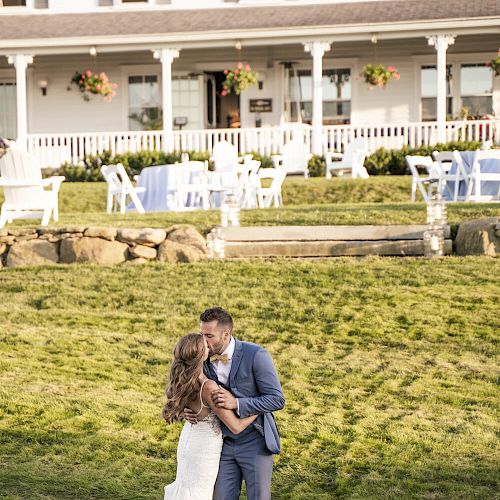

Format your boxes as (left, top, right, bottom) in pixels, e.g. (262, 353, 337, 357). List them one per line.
(57, 141, 484, 181)
(308, 155, 326, 177)
(364, 141, 482, 175)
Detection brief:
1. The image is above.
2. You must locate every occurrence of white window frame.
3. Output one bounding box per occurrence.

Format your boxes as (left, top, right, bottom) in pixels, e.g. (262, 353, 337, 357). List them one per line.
(281, 57, 357, 125)
(413, 52, 496, 122)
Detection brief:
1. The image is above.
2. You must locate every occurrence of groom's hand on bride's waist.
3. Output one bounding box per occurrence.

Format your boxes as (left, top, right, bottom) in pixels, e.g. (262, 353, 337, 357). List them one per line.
(180, 408, 198, 424)
(211, 388, 237, 411)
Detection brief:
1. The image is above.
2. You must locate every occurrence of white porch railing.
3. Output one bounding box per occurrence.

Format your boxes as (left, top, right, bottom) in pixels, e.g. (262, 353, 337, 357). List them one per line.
(26, 120, 499, 168)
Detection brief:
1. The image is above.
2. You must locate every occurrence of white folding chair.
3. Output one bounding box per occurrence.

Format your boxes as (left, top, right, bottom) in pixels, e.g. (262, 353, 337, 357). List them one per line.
(405, 155, 438, 203)
(325, 138, 370, 179)
(432, 151, 454, 173)
(101, 163, 145, 214)
(238, 159, 261, 209)
(0, 149, 65, 227)
(466, 149, 500, 202)
(256, 168, 287, 208)
(272, 139, 311, 178)
(431, 150, 468, 201)
(177, 161, 211, 210)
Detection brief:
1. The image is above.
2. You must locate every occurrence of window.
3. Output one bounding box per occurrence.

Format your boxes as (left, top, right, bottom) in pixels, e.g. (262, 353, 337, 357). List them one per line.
(1, 0, 26, 6)
(287, 68, 351, 124)
(420, 65, 453, 121)
(172, 76, 202, 130)
(460, 63, 493, 118)
(0, 80, 17, 140)
(128, 75, 161, 131)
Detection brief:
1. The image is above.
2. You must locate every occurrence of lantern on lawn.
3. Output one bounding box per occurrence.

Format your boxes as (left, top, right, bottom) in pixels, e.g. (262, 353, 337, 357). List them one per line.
(423, 226, 445, 259)
(220, 193, 240, 227)
(207, 226, 225, 260)
(427, 189, 447, 226)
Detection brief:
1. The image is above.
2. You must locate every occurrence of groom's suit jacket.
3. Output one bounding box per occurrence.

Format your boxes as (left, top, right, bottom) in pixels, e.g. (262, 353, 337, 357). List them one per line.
(204, 338, 285, 454)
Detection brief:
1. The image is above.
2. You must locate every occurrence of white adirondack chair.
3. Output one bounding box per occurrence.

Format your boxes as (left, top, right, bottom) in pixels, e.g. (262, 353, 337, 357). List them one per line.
(0, 149, 65, 228)
(272, 139, 311, 178)
(405, 155, 438, 203)
(256, 168, 287, 208)
(325, 138, 369, 179)
(211, 141, 241, 195)
(101, 163, 146, 214)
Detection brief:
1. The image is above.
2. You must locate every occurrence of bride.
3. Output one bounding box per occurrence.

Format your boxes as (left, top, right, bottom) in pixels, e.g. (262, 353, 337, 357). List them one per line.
(162, 333, 257, 500)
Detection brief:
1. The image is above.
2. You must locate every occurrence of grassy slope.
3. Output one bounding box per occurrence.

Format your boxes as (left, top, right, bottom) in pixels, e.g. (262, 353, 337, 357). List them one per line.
(1, 178, 499, 232)
(0, 258, 498, 499)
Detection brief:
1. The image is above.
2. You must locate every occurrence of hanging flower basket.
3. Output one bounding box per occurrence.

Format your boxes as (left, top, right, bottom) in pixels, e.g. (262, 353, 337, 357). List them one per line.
(487, 49, 500, 76)
(70, 70, 118, 102)
(221, 63, 258, 96)
(360, 64, 400, 89)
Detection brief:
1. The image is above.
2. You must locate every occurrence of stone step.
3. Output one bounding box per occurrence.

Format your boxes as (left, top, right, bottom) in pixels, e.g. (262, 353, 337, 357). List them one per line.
(221, 225, 451, 242)
(224, 239, 453, 258)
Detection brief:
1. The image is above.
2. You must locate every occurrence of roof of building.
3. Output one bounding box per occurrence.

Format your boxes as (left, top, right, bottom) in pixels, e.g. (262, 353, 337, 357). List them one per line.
(0, 0, 499, 41)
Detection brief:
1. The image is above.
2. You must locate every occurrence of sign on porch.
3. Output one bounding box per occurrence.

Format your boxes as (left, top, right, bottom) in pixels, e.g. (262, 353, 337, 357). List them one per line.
(249, 99, 272, 113)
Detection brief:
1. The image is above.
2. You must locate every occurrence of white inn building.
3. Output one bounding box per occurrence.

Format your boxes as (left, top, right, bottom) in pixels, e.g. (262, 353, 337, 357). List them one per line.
(0, 0, 499, 166)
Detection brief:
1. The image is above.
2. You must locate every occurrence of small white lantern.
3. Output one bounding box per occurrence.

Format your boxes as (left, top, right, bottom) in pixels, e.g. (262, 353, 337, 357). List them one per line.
(207, 226, 225, 259)
(220, 194, 240, 227)
(427, 189, 447, 226)
(423, 226, 444, 258)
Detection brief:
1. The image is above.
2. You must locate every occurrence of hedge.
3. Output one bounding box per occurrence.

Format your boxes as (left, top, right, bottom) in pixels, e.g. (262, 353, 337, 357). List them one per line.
(55, 141, 483, 181)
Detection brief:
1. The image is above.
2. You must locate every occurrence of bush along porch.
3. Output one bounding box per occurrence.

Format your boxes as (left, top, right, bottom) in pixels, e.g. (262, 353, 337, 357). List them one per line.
(54, 141, 484, 181)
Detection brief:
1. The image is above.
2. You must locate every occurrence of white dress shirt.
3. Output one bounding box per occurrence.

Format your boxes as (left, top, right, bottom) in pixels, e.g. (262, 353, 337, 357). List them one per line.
(211, 337, 240, 414)
(212, 336, 235, 385)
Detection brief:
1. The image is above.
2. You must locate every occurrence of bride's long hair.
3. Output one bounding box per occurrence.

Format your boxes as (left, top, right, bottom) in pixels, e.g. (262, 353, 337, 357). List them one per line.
(162, 333, 206, 423)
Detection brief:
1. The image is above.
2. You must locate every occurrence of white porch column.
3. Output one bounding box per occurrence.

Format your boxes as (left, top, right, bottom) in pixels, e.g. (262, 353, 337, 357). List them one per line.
(153, 48, 180, 152)
(427, 35, 455, 144)
(7, 54, 33, 150)
(304, 41, 331, 155)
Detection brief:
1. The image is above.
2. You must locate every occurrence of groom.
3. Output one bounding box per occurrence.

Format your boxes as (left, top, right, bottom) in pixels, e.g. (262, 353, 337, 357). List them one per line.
(185, 306, 285, 500)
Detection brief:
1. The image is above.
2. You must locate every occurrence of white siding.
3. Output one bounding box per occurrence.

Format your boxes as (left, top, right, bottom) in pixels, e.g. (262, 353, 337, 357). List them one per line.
(352, 57, 416, 125)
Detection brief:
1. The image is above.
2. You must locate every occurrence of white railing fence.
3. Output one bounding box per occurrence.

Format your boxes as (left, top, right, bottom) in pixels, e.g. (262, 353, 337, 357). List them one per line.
(27, 120, 499, 168)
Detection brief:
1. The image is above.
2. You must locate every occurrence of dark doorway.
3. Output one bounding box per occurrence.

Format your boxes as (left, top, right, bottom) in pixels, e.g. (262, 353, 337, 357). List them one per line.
(205, 72, 240, 129)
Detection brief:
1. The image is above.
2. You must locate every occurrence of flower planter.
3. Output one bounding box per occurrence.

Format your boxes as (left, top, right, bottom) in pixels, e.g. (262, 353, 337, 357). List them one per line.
(360, 64, 400, 89)
(70, 70, 118, 101)
(221, 63, 258, 96)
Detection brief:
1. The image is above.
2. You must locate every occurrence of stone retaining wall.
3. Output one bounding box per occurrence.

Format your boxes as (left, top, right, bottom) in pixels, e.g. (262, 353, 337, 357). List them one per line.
(0, 225, 207, 268)
(0, 218, 497, 267)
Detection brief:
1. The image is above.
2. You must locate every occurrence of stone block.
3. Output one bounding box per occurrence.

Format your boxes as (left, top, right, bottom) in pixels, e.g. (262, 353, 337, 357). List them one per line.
(60, 237, 129, 265)
(167, 225, 207, 253)
(224, 239, 453, 258)
(455, 218, 500, 256)
(157, 240, 206, 263)
(6, 240, 59, 267)
(129, 244, 157, 260)
(8, 228, 36, 236)
(0, 236, 16, 245)
(117, 228, 167, 246)
(84, 227, 117, 241)
(15, 233, 39, 242)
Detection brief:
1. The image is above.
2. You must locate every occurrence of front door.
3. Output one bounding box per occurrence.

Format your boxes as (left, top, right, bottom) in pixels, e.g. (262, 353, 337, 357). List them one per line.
(204, 71, 240, 129)
(0, 79, 16, 140)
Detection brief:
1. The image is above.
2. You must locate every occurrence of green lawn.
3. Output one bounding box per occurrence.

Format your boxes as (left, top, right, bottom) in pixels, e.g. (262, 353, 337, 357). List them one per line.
(2, 177, 499, 232)
(0, 258, 498, 499)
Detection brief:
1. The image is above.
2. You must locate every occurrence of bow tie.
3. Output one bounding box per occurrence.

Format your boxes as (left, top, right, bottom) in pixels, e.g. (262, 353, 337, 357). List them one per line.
(210, 354, 229, 364)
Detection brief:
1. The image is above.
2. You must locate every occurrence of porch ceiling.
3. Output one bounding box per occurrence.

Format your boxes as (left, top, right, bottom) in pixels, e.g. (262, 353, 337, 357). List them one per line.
(0, 34, 496, 72)
(0, 0, 499, 54)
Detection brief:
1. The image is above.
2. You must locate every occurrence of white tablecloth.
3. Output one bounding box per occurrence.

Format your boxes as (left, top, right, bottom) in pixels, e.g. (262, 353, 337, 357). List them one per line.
(128, 164, 227, 212)
(444, 151, 500, 201)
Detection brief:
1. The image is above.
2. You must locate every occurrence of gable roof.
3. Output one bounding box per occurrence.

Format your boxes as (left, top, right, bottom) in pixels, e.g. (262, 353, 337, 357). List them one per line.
(0, 0, 499, 44)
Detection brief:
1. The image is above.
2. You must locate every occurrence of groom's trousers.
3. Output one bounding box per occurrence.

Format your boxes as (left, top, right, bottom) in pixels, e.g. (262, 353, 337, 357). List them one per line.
(214, 428, 274, 500)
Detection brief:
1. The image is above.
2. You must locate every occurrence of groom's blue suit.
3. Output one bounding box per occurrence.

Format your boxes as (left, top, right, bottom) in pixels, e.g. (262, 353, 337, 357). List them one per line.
(205, 338, 285, 500)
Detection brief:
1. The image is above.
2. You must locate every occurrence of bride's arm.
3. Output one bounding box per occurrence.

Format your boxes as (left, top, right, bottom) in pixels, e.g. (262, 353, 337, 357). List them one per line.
(203, 380, 257, 434)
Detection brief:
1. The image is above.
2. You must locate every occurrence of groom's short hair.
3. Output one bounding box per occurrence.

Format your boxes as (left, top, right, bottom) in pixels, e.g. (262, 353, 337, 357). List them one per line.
(200, 307, 233, 333)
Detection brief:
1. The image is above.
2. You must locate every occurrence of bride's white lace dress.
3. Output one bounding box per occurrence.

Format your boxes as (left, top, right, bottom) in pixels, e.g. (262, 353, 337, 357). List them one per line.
(164, 381, 223, 500)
